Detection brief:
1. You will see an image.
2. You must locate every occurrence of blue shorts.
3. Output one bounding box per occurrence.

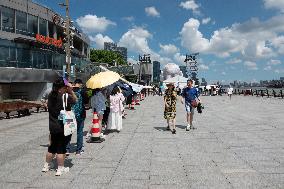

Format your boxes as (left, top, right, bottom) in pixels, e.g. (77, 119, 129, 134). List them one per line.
(185, 102, 195, 114)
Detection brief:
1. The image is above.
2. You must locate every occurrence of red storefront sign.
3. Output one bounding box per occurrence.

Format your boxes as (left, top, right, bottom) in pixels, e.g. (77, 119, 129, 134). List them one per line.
(36, 34, 63, 48)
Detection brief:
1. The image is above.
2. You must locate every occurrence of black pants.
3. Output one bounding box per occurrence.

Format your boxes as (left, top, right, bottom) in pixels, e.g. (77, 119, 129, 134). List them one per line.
(103, 107, 110, 125)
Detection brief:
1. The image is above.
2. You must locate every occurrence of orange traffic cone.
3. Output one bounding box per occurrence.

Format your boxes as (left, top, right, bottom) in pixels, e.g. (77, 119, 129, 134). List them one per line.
(141, 93, 145, 100)
(135, 94, 140, 105)
(131, 96, 135, 110)
(88, 112, 104, 143)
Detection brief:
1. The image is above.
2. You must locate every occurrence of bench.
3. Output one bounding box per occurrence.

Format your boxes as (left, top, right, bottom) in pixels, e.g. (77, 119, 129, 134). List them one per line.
(0, 100, 45, 119)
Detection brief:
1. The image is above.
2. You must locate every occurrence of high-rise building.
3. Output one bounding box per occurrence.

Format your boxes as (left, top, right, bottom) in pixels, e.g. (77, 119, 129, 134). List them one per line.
(201, 78, 207, 86)
(104, 42, 127, 62)
(179, 66, 187, 77)
(153, 61, 161, 83)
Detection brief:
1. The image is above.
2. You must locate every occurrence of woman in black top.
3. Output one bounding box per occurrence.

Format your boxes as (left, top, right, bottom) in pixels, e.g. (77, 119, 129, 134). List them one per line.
(42, 78, 77, 176)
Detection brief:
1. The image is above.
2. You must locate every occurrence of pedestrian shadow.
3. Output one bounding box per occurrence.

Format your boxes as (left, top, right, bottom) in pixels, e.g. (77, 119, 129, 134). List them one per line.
(40, 144, 49, 148)
(67, 143, 77, 153)
(154, 127, 168, 131)
(49, 158, 74, 170)
(83, 131, 89, 136)
(64, 158, 74, 168)
(176, 125, 186, 129)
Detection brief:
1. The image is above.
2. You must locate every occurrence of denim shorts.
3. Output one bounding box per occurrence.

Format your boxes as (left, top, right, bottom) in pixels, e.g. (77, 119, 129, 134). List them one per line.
(185, 102, 195, 114)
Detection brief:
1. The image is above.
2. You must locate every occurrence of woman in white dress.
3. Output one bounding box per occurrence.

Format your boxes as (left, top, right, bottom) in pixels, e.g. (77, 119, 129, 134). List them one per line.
(107, 87, 125, 132)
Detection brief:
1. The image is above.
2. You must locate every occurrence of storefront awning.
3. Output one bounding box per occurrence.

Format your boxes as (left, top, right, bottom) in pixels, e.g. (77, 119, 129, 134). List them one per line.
(0, 68, 60, 83)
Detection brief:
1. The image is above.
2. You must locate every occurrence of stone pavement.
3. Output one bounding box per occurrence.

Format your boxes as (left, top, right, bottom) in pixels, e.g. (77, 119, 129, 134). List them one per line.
(0, 95, 284, 189)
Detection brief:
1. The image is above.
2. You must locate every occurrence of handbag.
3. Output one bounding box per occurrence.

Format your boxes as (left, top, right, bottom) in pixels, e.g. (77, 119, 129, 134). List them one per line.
(58, 93, 77, 136)
(191, 98, 200, 108)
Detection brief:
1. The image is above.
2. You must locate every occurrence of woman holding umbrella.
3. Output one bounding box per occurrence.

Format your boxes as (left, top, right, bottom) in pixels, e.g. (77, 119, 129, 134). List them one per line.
(164, 83, 177, 134)
(86, 71, 121, 140)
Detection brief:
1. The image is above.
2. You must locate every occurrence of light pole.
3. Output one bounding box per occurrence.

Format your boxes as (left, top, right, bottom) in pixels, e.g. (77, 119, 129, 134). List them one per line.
(59, 0, 71, 77)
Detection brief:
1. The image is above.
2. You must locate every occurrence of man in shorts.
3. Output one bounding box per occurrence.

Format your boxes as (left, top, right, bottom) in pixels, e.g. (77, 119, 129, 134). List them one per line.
(181, 79, 200, 131)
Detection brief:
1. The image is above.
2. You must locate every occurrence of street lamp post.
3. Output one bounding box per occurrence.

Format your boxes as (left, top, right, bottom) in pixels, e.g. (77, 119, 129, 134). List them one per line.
(59, 0, 71, 77)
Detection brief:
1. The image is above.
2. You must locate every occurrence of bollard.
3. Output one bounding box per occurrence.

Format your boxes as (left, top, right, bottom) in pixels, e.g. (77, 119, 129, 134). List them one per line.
(261, 90, 264, 97)
(273, 90, 276, 98)
(266, 89, 270, 98)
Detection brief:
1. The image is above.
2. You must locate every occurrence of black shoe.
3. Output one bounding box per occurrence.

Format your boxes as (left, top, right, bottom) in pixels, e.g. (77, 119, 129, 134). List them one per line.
(166, 126, 170, 130)
(190, 126, 197, 130)
(172, 129, 176, 134)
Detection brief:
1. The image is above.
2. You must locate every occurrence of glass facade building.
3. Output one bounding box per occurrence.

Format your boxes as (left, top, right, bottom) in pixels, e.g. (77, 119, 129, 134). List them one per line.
(0, 1, 91, 73)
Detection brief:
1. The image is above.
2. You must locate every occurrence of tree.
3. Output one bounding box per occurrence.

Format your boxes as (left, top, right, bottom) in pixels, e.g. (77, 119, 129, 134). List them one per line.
(90, 49, 127, 66)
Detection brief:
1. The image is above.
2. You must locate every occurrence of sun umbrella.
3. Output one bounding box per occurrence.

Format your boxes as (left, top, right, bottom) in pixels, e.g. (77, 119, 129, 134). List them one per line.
(86, 71, 120, 89)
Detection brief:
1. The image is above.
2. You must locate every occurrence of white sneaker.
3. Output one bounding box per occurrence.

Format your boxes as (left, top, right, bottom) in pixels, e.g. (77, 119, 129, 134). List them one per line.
(186, 125, 190, 131)
(100, 133, 105, 139)
(55, 167, 69, 176)
(85, 133, 91, 139)
(42, 163, 50, 172)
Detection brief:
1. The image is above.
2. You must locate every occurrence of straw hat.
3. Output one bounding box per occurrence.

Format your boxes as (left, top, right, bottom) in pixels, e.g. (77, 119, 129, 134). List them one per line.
(166, 82, 174, 87)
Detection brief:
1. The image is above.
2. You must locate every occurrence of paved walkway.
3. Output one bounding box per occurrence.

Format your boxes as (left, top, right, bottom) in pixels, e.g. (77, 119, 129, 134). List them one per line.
(0, 95, 284, 189)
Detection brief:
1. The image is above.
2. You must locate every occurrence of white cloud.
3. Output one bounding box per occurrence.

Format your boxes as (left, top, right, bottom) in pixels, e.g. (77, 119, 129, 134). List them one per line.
(275, 69, 284, 73)
(180, 18, 210, 53)
(179, 0, 200, 14)
(267, 59, 281, 65)
(264, 0, 284, 12)
(145, 6, 160, 17)
(118, 27, 173, 66)
(202, 17, 211, 24)
(119, 27, 152, 54)
(173, 53, 186, 65)
(226, 58, 242, 64)
(127, 57, 137, 64)
(271, 36, 284, 54)
(159, 44, 179, 55)
(199, 64, 209, 70)
(264, 65, 272, 71)
(122, 16, 135, 22)
(180, 15, 284, 60)
(89, 34, 113, 49)
(76, 14, 116, 33)
(244, 61, 258, 70)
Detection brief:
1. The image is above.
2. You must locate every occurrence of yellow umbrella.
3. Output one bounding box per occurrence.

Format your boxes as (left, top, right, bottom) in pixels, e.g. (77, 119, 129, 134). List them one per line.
(86, 71, 120, 89)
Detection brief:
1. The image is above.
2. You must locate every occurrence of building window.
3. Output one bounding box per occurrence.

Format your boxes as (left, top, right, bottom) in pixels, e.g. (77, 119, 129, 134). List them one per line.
(39, 18, 47, 36)
(48, 21, 54, 37)
(2, 6, 15, 33)
(17, 48, 32, 68)
(27, 14, 37, 37)
(16, 11, 27, 35)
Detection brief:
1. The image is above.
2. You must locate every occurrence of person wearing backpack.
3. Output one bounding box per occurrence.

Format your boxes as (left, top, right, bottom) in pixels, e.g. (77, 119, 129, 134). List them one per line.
(66, 79, 89, 155)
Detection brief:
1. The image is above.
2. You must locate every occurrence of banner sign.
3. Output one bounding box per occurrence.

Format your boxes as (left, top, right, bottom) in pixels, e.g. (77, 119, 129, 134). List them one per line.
(36, 34, 62, 48)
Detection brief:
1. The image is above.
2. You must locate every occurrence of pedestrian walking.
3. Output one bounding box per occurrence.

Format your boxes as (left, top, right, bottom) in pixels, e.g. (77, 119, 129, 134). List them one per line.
(181, 79, 200, 131)
(164, 83, 177, 134)
(227, 86, 233, 100)
(107, 87, 125, 132)
(42, 78, 77, 176)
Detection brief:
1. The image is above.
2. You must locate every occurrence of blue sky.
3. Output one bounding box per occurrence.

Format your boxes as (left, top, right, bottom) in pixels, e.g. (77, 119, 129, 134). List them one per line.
(36, 0, 284, 83)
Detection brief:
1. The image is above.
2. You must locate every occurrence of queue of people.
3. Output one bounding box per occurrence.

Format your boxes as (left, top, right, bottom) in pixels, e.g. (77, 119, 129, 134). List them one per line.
(41, 76, 133, 176)
(41, 76, 202, 176)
